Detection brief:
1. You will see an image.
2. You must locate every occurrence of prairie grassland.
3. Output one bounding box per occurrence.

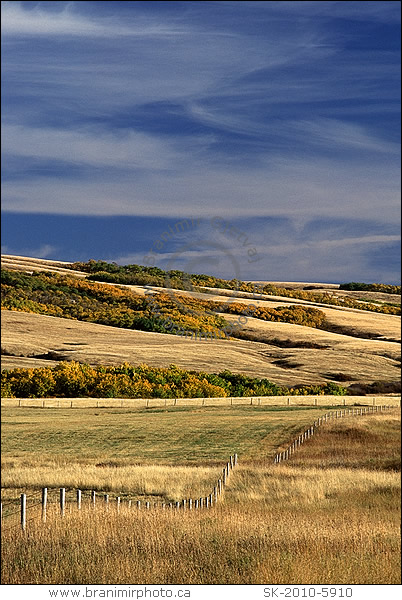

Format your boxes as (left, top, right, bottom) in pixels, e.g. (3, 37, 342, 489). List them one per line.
(1, 411, 400, 584)
(1, 405, 334, 468)
(1, 405, 330, 505)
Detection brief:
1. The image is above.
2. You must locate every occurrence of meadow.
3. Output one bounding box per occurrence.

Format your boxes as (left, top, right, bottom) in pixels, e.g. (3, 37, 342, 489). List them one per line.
(1, 406, 400, 584)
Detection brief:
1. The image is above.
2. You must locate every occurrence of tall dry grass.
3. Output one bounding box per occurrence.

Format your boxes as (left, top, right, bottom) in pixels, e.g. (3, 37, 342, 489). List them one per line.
(2, 465, 400, 585)
(1, 463, 221, 503)
(2, 411, 400, 584)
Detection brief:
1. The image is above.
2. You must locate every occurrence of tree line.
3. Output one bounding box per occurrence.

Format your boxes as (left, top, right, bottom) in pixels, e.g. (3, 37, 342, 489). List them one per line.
(1, 361, 347, 399)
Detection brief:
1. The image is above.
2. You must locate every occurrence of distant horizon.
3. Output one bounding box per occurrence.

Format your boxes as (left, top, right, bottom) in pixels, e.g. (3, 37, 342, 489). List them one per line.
(2, 241, 400, 286)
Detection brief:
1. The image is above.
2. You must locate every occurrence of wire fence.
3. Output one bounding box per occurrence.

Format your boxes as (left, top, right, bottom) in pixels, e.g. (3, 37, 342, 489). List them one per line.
(273, 404, 396, 463)
(1, 454, 238, 531)
(1, 404, 398, 533)
(2, 395, 401, 409)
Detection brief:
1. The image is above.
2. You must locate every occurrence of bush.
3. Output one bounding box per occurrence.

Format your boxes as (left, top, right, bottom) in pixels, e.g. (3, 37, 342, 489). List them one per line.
(1, 362, 349, 399)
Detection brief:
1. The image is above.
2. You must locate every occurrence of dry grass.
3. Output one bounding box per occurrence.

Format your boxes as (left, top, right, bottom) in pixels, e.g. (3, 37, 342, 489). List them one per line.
(2, 309, 400, 387)
(1, 464, 221, 503)
(1, 411, 400, 585)
(286, 414, 401, 471)
(2, 468, 399, 585)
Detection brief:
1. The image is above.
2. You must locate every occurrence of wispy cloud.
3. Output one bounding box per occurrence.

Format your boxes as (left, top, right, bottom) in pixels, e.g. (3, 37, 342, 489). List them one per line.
(2, 123, 185, 170)
(1, 1, 192, 38)
(1, 1, 400, 283)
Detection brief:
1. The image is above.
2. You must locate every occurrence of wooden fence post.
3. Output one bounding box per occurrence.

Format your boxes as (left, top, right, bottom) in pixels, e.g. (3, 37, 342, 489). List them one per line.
(77, 489, 81, 510)
(200, 497, 204, 509)
(205, 496, 210, 508)
(234, 453, 238, 466)
(182, 499, 187, 511)
(104, 494, 109, 510)
(188, 499, 192, 510)
(60, 488, 66, 517)
(117, 497, 121, 513)
(21, 494, 26, 531)
(214, 487, 218, 502)
(42, 487, 47, 522)
(146, 502, 150, 510)
(230, 455, 234, 469)
(91, 491, 96, 507)
(195, 499, 199, 509)
(136, 500, 141, 510)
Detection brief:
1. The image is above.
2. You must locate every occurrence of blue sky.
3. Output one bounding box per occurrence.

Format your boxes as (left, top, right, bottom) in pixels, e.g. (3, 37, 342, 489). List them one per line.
(1, 1, 400, 283)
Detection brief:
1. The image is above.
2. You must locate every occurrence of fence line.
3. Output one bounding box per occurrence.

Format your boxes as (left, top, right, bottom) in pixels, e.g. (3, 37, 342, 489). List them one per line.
(273, 404, 395, 464)
(2, 405, 398, 531)
(2, 395, 401, 409)
(1, 454, 239, 531)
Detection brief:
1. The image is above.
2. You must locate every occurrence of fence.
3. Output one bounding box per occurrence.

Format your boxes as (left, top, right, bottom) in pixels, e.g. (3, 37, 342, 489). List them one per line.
(1, 404, 398, 532)
(1, 454, 238, 532)
(2, 395, 401, 409)
(273, 404, 395, 463)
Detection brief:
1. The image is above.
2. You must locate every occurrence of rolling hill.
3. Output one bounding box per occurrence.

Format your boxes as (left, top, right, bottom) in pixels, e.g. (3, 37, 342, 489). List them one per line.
(1, 254, 400, 392)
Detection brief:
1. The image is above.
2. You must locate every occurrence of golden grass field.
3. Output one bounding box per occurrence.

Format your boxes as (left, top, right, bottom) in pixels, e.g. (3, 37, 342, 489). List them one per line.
(1, 410, 400, 584)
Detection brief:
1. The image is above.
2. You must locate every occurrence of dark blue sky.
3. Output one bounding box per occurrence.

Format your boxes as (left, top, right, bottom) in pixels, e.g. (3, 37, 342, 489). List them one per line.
(1, 1, 400, 283)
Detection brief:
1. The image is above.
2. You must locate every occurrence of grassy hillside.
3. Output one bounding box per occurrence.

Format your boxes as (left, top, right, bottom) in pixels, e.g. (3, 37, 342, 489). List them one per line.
(1, 269, 329, 338)
(70, 258, 401, 314)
